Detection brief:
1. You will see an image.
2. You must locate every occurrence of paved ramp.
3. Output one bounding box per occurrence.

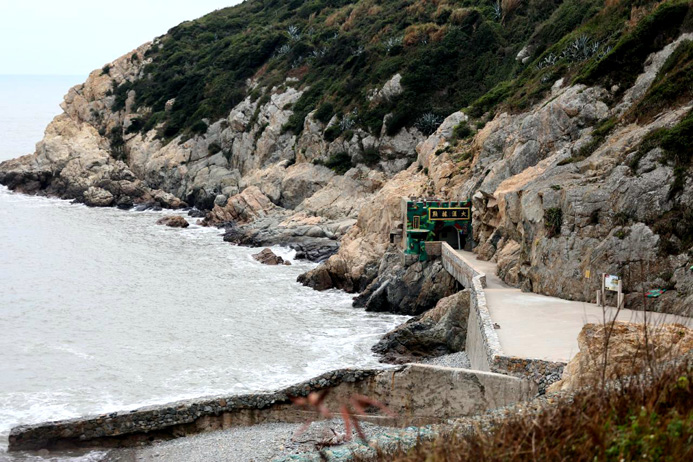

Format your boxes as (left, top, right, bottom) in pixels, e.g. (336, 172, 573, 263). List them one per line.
(454, 250, 690, 363)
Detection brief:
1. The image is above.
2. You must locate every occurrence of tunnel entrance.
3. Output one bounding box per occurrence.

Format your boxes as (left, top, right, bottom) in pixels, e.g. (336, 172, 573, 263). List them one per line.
(436, 225, 463, 250)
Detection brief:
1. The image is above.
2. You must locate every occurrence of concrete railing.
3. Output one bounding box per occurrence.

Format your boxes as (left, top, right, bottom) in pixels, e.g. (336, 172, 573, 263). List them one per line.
(9, 364, 535, 452)
(440, 243, 565, 389)
(441, 242, 499, 372)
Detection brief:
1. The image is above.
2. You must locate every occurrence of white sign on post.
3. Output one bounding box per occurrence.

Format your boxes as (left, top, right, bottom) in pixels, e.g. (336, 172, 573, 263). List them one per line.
(597, 273, 624, 308)
(605, 275, 620, 292)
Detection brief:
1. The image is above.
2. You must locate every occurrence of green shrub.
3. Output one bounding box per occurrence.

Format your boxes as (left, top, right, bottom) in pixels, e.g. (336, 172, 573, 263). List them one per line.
(544, 207, 563, 237)
(323, 151, 353, 175)
(208, 142, 222, 155)
(578, 0, 692, 89)
(101, 64, 111, 76)
(323, 124, 343, 142)
(190, 120, 208, 135)
(362, 146, 380, 166)
(125, 118, 143, 134)
(452, 121, 473, 140)
(314, 102, 334, 124)
(632, 39, 693, 121)
(108, 126, 127, 161)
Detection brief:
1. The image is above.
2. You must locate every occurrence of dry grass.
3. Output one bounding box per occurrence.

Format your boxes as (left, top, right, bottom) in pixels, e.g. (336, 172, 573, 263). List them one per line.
(501, 0, 522, 21)
(369, 355, 693, 461)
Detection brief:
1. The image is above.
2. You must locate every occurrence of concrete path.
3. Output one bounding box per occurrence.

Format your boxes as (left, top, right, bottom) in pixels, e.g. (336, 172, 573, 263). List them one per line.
(457, 251, 691, 363)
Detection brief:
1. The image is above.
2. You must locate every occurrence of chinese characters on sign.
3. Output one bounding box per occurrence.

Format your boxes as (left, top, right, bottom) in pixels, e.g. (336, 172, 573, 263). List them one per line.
(428, 207, 471, 221)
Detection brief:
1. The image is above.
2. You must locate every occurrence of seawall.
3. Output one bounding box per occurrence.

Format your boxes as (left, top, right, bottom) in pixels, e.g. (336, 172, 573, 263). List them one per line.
(9, 364, 535, 452)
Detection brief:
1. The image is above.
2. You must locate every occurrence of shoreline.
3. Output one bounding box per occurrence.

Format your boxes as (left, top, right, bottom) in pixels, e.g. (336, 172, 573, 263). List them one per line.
(0, 187, 411, 460)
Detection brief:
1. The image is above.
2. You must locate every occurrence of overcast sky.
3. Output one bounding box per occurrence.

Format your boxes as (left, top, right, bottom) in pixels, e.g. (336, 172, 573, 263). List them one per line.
(0, 0, 243, 75)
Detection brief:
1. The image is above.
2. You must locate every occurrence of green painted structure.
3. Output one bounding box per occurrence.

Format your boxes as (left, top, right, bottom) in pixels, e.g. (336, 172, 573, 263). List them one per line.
(404, 199, 472, 261)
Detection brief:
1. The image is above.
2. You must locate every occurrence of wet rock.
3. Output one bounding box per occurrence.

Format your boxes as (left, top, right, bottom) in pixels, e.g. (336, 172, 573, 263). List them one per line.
(252, 248, 291, 266)
(356, 250, 459, 316)
(373, 290, 471, 364)
(289, 240, 339, 263)
(187, 208, 206, 218)
(156, 216, 189, 228)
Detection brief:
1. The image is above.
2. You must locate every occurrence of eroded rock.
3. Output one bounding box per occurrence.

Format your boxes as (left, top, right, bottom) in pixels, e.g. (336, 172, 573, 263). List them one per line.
(156, 216, 189, 228)
(252, 248, 291, 266)
(372, 290, 471, 364)
(548, 322, 693, 393)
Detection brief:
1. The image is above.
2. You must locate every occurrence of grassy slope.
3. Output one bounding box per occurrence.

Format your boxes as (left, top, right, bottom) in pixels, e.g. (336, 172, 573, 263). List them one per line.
(109, 1, 693, 145)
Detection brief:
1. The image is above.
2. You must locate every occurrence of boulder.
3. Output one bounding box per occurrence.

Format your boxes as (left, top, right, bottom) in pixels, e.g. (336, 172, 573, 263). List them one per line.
(83, 187, 114, 207)
(372, 290, 471, 364)
(252, 248, 291, 266)
(548, 322, 693, 393)
(156, 215, 189, 228)
(355, 251, 460, 316)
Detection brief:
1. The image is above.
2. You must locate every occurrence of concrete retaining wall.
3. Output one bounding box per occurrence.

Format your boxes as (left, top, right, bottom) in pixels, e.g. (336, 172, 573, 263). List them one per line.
(9, 365, 535, 452)
(440, 243, 565, 389)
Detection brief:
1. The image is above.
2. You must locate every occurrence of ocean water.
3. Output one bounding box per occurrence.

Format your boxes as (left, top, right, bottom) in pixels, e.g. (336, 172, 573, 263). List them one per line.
(0, 76, 405, 461)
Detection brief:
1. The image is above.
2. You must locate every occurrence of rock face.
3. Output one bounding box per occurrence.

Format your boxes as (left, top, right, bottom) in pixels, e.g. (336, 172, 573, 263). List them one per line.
(548, 322, 693, 392)
(1, 18, 692, 321)
(156, 216, 189, 228)
(353, 249, 459, 316)
(252, 248, 291, 266)
(372, 290, 470, 364)
(298, 169, 429, 293)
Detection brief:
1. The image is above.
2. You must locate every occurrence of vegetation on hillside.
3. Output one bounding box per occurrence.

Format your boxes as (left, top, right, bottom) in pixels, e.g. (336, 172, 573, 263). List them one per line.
(108, 0, 693, 174)
(111, 0, 598, 140)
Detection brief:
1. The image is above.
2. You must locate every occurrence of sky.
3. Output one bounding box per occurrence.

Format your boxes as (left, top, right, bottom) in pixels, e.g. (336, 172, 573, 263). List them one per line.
(0, 0, 243, 75)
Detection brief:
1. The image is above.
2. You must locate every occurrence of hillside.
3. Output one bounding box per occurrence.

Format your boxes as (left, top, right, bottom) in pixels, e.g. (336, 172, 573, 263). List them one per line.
(0, 0, 692, 315)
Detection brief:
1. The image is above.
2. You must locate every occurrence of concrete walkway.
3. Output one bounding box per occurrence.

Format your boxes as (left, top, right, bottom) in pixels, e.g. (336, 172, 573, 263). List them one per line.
(457, 251, 691, 363)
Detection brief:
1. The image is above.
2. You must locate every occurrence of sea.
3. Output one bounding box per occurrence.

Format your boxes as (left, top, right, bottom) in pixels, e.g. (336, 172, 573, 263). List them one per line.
(0, 76, 405, 461)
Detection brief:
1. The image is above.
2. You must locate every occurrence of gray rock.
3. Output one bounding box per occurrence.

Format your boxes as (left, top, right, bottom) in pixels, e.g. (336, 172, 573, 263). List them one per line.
(214, 194, 228, 207)
(83, 187, 114, 207)
(373, 290, 471, 363)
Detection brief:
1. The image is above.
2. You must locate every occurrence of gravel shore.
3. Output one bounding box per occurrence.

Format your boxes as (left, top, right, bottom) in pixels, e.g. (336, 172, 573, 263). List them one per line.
(99, 354, 474, 462)
(102, 420, 394, 462)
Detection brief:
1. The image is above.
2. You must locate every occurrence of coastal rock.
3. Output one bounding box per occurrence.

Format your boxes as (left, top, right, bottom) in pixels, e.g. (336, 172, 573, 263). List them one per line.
(355, 250, 459, 316)
(83, 187, 114, 207)
(203, 186, 277, 226)
(252, 248, 291, 266)
(372, 290, 471, 364)
(156, 216, 189, 228)
(298, 167, 428, 293)
(279, 163, 334, 209)
(548, 322, 693, 393)
(289, 240, 339, 263)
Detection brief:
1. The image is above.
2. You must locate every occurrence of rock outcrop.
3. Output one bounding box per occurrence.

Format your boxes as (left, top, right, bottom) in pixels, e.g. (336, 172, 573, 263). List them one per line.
(372, 290, 470, 364)
(156, 216, 189, 228)
(353, 249, 459, 316)
(548, 322, 693, 392)
(252, 248, 291, 266)
(1, 5, 692, 321)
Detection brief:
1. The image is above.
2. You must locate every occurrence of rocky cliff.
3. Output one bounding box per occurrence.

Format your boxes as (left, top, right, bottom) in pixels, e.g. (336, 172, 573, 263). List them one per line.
(1, 0, 692, 314)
